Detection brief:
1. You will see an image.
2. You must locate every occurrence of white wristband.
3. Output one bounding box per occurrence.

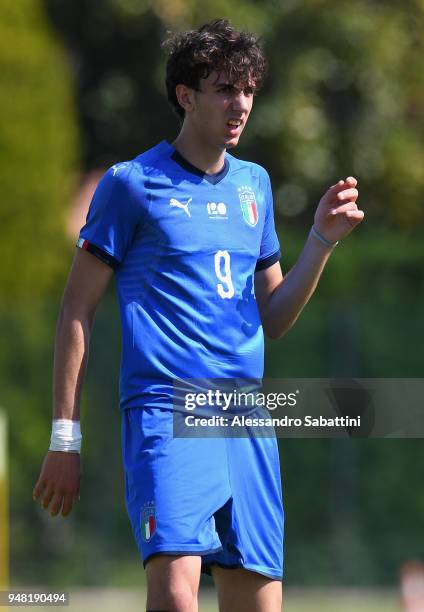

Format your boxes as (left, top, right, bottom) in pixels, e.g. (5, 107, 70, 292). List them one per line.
(311, 225, 339, 248)
(49, 419, 82, 453)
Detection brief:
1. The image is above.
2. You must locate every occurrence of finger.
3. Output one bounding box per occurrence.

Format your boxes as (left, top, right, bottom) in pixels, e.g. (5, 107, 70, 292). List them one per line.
(346, 209, 365, 225)
(329, 180, 351, 194)
(61, 494, 75, 517)
(50, 493, 65, 517)
(41, 488, 55, 510)
(337, 188, 358, 202)
(325, 182, 356, 206)
(33, 480, 45, 501)
(330, 177, 358, 193)
(330, 202, 358, 216)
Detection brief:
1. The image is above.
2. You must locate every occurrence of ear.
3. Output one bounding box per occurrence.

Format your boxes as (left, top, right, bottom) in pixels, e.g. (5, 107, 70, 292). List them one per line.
(175, 84, 196, 114)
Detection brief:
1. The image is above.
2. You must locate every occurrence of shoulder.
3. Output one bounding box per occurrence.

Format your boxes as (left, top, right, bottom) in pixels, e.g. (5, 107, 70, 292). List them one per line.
(99, 160, 136, 191)
(102, 141, 170, 188)
(226, 153, 271, 184)
(131, 140, 172, 179)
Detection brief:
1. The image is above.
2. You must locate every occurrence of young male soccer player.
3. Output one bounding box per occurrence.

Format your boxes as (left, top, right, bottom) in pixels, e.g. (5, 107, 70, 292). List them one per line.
(33, 19, 364, 612)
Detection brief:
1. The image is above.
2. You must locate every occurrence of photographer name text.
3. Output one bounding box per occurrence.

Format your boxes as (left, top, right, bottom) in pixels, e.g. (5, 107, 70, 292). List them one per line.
(184, 415, 361, 428)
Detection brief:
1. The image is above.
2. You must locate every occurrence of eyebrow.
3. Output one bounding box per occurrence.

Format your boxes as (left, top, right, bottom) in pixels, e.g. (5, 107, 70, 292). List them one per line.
(214, 82, 254, 90)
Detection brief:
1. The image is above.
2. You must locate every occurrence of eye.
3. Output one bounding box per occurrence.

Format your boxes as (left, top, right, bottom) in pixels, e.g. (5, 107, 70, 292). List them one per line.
(244, 86, 255, 96)
(218, 85, 233, 93)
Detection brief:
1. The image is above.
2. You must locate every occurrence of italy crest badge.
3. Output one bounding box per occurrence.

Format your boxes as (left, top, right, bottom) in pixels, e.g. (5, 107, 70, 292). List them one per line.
(238, 185, 259, 227)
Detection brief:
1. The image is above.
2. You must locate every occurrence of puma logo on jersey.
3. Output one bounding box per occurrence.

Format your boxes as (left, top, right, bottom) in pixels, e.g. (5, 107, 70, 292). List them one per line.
(111, 162, 129, 176)
(169, 197, 192, 217)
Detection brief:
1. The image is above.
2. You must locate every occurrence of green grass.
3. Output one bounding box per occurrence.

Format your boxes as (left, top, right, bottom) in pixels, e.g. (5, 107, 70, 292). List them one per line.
(23, 587, 399, 611)
(282, 589, 399, 612)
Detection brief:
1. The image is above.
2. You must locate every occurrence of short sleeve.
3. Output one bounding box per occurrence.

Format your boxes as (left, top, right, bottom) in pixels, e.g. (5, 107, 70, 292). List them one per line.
(255, 171, 281, 272)
(77, 163, 141, 268)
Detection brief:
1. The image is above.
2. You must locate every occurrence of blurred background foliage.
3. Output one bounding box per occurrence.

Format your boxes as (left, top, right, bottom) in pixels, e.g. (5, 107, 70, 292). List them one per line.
(0, 0, 423, 589)
(0, 0, 78, 299)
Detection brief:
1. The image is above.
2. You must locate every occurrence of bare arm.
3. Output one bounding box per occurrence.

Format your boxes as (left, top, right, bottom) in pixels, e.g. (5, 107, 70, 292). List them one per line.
(33, 249, 113, 516)
(53, 250, 113, 420)
(256, 176, 364, 339)
(255, 239, 333, 339)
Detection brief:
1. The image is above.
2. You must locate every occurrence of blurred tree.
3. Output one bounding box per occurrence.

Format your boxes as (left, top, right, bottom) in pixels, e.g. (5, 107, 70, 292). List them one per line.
(0, 0, 79, 298)
(260, 1, 424, 229)
(0, 0, 79, 586)
(43, 0, 174, 169)
(43, 0, 424, 228)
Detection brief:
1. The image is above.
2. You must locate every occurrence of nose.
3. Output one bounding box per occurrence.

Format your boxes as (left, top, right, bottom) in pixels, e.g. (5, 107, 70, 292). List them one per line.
(231, 90, 250, 112)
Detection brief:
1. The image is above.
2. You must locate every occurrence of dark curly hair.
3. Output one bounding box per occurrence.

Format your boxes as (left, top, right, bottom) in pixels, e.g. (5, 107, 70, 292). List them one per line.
(163, 19, 267, 119)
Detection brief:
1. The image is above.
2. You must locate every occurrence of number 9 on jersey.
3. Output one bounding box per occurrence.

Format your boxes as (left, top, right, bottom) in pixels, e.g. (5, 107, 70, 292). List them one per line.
(214, 250, 235, 299)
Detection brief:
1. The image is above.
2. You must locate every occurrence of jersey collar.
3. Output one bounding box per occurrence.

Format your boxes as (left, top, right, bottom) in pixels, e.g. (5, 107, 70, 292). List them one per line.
(163, 141, 230, 185)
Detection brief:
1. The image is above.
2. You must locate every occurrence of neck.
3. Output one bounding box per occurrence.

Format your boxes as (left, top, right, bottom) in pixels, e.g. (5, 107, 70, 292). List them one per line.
(172, 123, 226, 175)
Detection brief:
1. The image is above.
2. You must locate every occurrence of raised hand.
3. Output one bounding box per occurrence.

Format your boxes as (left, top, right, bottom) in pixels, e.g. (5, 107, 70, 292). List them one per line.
(313, 176, 364, 245)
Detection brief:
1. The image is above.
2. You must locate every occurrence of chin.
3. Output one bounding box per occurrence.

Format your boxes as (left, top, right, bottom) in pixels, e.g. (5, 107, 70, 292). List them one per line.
(224, 136, 240, 149)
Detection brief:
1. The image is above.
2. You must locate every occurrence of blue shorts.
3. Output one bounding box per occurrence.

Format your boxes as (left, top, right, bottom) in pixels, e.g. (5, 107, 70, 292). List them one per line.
(121, 407, 284, 580)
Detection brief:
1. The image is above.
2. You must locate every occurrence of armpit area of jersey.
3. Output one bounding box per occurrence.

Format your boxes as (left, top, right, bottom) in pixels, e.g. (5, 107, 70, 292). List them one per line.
(76, 237, 120, 270)
(255, 249, 281, 272)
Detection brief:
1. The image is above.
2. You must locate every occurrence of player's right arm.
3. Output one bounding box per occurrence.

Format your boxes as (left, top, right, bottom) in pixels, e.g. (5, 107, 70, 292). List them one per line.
(33, 249, 113, 517)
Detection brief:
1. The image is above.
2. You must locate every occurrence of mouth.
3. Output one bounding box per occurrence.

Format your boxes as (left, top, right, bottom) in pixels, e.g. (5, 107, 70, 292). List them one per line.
(226, 119, 243, 135)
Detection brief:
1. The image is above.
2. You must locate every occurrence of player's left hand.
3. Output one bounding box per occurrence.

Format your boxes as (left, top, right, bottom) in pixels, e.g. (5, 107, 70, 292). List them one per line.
(313, 176, 364, 244)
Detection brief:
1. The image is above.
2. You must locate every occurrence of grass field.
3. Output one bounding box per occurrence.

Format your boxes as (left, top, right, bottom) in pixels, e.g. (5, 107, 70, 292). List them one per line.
(9, 587, 400, 611)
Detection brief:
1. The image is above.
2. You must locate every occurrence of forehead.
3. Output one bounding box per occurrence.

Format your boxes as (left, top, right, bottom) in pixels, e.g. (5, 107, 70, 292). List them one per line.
(201, 70, 254, 89)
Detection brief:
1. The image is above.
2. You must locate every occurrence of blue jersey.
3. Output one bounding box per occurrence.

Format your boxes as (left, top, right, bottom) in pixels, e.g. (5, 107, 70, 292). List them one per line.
(78, 140, 280, 411)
